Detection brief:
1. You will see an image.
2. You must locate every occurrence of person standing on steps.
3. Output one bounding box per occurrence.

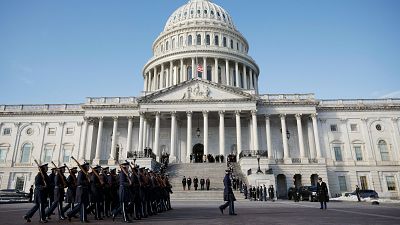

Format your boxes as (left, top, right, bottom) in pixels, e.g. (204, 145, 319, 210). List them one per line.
(182, 176, 187, 190)
(219, 170, 236, 215)
(206, 178, 210, 191)
(193, 177, 199, 191)
(187, 177, 192, 190)
(200, 178, 205, 190)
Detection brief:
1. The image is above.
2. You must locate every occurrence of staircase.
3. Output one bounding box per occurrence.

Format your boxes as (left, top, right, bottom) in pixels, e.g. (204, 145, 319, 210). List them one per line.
(167, 163, 228, 200)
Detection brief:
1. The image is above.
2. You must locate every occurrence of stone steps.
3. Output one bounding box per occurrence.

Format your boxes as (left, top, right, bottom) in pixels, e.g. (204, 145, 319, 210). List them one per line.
(170, 190, 244, 200)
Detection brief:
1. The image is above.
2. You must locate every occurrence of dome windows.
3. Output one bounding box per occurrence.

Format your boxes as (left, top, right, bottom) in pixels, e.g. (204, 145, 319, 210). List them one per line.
(217, 12, 220, 17)
(196, 34, 202, 45)
(230, 39, 234, 49)
(204, 9, 208, 14)
(197, 9, 201, 14)
(188, 35, 192, 46)
(211, 10, 214, 15)
(215, 35, 219, 46)
(166, 41, 169, 51)
(223, 37, 227, 47)
(206, 34, 210, 45)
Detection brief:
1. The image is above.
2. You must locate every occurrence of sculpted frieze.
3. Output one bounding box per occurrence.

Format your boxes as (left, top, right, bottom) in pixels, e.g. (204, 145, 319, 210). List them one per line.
(182, 83, 211, 100)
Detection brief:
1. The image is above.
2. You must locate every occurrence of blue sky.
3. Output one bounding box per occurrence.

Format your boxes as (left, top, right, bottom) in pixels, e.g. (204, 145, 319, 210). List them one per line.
(1, 0, 399, 104)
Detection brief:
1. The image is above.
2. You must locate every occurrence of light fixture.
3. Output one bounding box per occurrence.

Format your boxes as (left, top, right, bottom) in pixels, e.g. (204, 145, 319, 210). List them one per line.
(256, 152, 263, 173)
(196, 117, 201, 138)
(280, 128, 290, 140)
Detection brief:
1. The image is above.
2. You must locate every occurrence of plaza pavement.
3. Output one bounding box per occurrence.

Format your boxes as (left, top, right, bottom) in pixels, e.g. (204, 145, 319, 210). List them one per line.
(0, 199, 399, 225)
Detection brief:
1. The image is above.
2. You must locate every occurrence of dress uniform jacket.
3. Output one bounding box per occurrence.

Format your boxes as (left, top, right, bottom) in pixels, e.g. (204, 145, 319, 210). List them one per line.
(75, 171, 89, 204)
(65, 174, 77, 203)
(54, 173, 66, 202)
(34, 173, 48, 204)
(119, 171, 131, 203)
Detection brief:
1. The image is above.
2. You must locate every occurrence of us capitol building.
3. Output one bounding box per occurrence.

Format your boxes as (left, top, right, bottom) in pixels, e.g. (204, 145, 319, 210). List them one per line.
(1, 0, 399, 199)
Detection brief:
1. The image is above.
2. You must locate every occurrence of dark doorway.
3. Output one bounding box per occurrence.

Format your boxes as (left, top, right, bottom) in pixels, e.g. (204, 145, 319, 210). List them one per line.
(293, 174, 302, 188)
(310, 174, 319, 186)
(193, 143, 204, 163)
(277, 174, 287, 199)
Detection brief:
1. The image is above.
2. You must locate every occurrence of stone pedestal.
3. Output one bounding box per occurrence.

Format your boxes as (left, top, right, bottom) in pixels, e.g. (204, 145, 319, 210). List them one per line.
(247, 173, 276, 187)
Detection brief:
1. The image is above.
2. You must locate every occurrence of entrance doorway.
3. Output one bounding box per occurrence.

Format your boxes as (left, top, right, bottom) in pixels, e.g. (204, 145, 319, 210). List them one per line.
(293, 174, 302, 188)
(277, 174, 287, 199)
(192, 143, 204, 163)
(310, 174, 319, 186)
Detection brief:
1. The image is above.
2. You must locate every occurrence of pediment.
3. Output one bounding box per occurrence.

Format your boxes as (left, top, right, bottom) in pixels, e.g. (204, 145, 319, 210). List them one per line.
(140, 79, 256, 103)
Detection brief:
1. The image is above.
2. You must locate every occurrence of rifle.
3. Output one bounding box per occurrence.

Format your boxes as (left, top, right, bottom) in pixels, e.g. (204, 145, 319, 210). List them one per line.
(33, 158, 47, 188)
(129, 161, 142, 187)
(70, 156, 90, 183)
(50, 161, 67, 188)
(90, 166, 105, 185)
(64, 164, 77, 187)
(119, 163, 132, 186)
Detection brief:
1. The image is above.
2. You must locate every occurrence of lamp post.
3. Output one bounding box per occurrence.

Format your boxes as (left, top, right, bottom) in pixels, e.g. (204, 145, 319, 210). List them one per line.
(256, 153, 263, 173)
(196, 117, 201, 138)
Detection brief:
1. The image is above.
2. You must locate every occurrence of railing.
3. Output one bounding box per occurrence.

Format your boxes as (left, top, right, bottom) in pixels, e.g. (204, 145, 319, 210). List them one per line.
(239, 150, 267, 159)
(260, 94, 316, 101)
(127, 150, 156, 160)
(319, 98, 400, 107)
(0, 104, 82, 112)
(275, 159, 284, 164)
(291, 158, 301, 164)
(309, 158, 318, 164)
(86, 97, 138, 105)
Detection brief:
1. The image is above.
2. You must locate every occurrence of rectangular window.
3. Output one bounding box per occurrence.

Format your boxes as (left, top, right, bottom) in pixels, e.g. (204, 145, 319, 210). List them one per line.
(48, 128, 56, 135)
(354, 146, 363, 161)
(334, 146, 343, 161)
(62, 145, 73, 163)
(66, 128, 74, 135)
(386, 176, 396, 191)
(338, 176, 347, 192)
(43, 145, 53, 163)
(350, 124, 358, 132)
(330, 124, 338, 132)
(3, 128, 11, 135)
(360, 176, 368, 190)
(0, 147, 7, 163)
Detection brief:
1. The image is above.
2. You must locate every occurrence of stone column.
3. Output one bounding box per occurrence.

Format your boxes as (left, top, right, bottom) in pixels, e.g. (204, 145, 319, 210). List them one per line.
(109, 117, 118, 163)
(250, 69, 254, 89)
(154, 112, 161, 161)
(143, 74, 148, 92)
(214, 58, 218, 83)
(126, 117, 133, 155)
(143, 119, 147, 150)
(252, 110, 259, 151)
(235, 61, 239, 87)
(311, 114, 322, 159)
(203, 110, 209, 156)
(79, 117, 89, 160)
(235, 111, 242, 161)
(219, 111, 225, 156)
(280, 114, 289, 159)
(180, 59, 184, 83)
(160, 63, 165, 88)
(138, 113, 144, 152)
(265, 115, 273, 159)
(153, 67, 158, 90)
(203, 57, 207, 80)
(391, 117, 400, 161)
(307, 117, 316, 158)
(94, 117, 104, 162)
(169, 61, 173, 86)
(192, 57, 195, 79)
(225, 59, 230, 85)
(186, 111, 192, 161)
(296, 114, 306, 159)
(170, 112, 177, 160)
(243, 65, 247, 89)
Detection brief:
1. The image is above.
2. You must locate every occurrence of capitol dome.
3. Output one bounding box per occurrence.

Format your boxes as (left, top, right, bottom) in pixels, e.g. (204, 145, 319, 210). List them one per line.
(142, 0, 260, 94)
(164, 0, 236, 32)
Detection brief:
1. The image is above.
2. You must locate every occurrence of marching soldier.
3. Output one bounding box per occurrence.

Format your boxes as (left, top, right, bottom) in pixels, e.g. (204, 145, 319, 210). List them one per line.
(108, 168, 119, 215)
(102, 167, 111, 217)
(130, 166, 142, 220)
(45, 165, 67, 220)
(112, 162, 132, 223)
(67, 162, 90, 223)
(63, 167, 77, 215)
(90, 165, 104, 220)
(24, 163, 49, 223)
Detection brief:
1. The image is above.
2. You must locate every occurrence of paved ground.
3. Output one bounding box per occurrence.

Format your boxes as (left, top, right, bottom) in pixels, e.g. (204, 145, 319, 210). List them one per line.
(0, 199, 399, 225)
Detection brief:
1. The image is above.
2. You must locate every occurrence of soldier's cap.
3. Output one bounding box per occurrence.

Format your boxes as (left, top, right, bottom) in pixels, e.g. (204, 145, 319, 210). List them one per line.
(225, 169, 231, 173)
(134, 165, 139, 168)
(82, 162, 90, 167)
(102, 167, 109, 170)
(110, 168, 116, 172)
(39, 163, 48, 168)
(139, 167, 146, 170)
(121, 162, 130, 166)
(93, 165, 102, 170)
(70, 167, 78, 171)
(58, 166, 66, 170)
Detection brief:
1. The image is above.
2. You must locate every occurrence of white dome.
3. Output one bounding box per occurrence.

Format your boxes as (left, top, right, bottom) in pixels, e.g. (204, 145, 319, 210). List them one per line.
(164, 0, 236, 32)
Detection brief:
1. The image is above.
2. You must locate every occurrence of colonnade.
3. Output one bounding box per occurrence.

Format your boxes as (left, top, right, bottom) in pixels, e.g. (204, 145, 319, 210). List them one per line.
(144, 58, 258, 93)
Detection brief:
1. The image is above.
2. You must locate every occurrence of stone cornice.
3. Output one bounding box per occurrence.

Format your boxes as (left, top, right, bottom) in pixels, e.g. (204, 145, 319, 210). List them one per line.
(317, 105, 400, 112)
(0, 111, 84, 117)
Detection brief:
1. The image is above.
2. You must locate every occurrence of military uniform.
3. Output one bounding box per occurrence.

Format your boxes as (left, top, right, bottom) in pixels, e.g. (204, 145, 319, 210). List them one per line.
(45, 166, 67, 220)
(63, 167, 77, 214)
(219, 170, 236, 215)
(112, 162, 132, 223)
(67, 162, 90, 223)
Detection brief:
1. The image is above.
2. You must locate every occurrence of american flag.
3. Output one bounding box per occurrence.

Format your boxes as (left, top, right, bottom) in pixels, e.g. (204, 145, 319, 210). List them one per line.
(197, 64, 203, 73)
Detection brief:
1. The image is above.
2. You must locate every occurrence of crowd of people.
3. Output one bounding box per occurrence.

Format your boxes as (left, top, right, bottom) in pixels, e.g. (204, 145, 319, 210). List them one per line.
(241, 184, 276, 201)
(181, 176, 211, 190)
(23, 159, 173, 223)
(189, 154, 226, 163)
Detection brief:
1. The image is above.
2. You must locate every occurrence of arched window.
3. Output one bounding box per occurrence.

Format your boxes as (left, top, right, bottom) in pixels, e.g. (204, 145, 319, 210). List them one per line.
(179, 36, 183, 47)
(166, 41, 169, 51)
(230, 39, 234, 49)
(237, 42, 239, 50)
(378, 140, 390, 161)
(187, 66, 192, 80)
(197, 34, 201, 45)
(62, 144, 73, 163)
(218, 66, 222, 83)
(161, 44, 164, 52)
(20, 143, 32, 163)
(223, 37, 227, 47)
(172, 38, 175, 49)
(188, 35, 192, 46)
(214, 35, 219, 46)
(206, 34, 210, 45)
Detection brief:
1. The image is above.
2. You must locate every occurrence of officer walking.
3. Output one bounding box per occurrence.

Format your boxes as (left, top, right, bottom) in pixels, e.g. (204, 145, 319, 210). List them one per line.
(219, 169, 236, 215)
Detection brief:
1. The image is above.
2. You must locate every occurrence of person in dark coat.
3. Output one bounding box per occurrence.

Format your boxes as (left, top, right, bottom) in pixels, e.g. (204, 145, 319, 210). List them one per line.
(317, 177, 329, 209)
(67, 162, 90, 223)
(48, 168, 56, 206)
(63, 167, 77, 215)
(182, 176, 186, 190)
(219, 170, 236, 215)
(355, 185, 361, 202)
(28, 185, 33, 202)
(243, 184, 248, 199)
(200, 178, 205, 190)
(90, 165, 104, 220)
(206, 178, 210, 190)
(24, 163, 49, 223)
(193, 177, 199, 191)
(112, 162, 132, 223)
(268, 185, 275, 201)
(187, 177, 192, 190)
(130, 167, 141, 220)
(108, 169, 119, 215)
(45, 166, 67, 220)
